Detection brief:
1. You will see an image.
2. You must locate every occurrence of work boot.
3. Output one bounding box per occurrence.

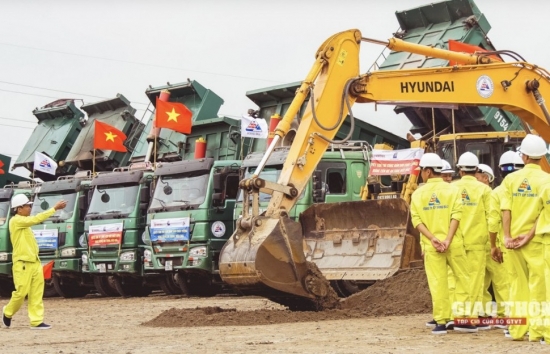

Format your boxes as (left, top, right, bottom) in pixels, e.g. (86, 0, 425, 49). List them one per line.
(425, 319, 437, 328)
(445, 321, 454, 330)
(1, 306, 10, 329)
(431, 324, 447, 335)
(454, 325, 478, 333)
(30, 323, 52, 330)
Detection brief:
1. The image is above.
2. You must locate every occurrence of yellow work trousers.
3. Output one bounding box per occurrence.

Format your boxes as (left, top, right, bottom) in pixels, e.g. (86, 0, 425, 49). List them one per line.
(425, 247, 471, 325)
(4, 260, 45, 326)
(506, 241, 546, 341)
(465, 249, 486, 317)
(447, 267, 456, 320)
(482, 248, 510, 317)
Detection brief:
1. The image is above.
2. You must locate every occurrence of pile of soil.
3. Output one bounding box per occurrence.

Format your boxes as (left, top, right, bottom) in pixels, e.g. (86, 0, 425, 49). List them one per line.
(142, 269, 431, 328)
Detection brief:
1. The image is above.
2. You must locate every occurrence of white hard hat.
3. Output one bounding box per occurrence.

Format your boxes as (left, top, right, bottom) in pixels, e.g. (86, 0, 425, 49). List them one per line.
(419, 153, 443, 173)
(498, 151, 517, 166)
(456, 152, 479, 171)
(11, 194, 33, 209)
(441, 160, 454, 174)
(514, 151, 525, 167)
(518, 134, 547, 158)
(477, 163, 494, 183)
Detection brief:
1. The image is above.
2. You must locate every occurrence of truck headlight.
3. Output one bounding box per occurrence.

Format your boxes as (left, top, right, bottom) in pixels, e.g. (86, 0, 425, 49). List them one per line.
(120, 251, 135, 261)
(79, 233, 87, 247)
(144, 249, 152, 262)
(189, 246, 207, 258)
(81, 254, 88, 265)
(141, 231, 151, 245)
(0, 252, 8, 261)
(61, 247, 76, 257)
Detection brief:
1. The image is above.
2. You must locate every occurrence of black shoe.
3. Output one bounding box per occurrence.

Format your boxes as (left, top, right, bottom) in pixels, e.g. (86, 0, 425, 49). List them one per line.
(454, 325, 478, 333)
(1, 306, 10, 329)
(432, 324, 448, 335)
(425, 319, 437, 328)
(445, 320, 454, 330)
(30, 323, 51, 330)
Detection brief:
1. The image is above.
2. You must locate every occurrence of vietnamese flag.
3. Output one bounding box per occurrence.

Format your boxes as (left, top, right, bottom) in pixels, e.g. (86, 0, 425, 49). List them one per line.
(448, 40, 502, 66)
(155, 98, 193, 134)
(93, 120, 128, 152)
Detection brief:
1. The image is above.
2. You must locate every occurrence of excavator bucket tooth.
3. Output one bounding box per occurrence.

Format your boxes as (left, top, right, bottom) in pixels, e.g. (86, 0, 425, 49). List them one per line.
(219, 215, 315, 299)
(299, 198, 422, 282)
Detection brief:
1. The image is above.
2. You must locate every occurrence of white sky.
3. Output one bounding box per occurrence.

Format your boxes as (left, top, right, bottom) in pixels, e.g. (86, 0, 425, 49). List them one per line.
(1, 0, 549, 176)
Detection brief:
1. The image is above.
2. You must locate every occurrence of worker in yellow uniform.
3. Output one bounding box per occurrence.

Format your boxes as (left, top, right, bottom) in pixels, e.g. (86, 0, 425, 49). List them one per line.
(411, 153, 476, 334)
(454, 152, 492, 329)
(477, 162, 510, 330)
(1, 194, 66, 330)
(425, 159, 457, 329)
(501, 134, 549, 342)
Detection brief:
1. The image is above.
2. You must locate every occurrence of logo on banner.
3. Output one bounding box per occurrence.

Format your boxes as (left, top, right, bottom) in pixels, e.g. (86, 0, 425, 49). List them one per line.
(246, 121, 262, 133)
(40, 159, 52, 168)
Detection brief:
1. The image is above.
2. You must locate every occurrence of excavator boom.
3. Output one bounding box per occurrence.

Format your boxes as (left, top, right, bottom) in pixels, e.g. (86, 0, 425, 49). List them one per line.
(219, 29, 550, 308)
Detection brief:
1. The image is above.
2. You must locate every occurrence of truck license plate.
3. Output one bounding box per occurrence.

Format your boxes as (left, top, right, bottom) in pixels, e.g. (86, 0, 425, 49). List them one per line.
(98, 263, 106, 273)
(165, 260, 173, 271)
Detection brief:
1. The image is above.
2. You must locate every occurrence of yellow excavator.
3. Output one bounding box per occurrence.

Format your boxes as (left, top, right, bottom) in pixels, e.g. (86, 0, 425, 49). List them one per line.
(219, 29, 550, 309)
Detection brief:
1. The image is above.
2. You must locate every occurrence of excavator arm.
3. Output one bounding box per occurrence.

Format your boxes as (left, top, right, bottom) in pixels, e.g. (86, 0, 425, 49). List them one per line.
(219, 29, 550, 307)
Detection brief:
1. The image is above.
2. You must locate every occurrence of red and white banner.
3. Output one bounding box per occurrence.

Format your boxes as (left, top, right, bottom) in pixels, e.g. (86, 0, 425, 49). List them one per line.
(369, 148, 424, 176)
(88, 223, 123, 247)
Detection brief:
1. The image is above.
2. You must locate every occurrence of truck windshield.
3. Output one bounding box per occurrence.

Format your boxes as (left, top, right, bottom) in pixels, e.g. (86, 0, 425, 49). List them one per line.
(237, 168, 281, 203)
(88, 185, 139, 216)
(0, 201, 9, 225)
(150, 174, 209, 210)
(31, 192, 77, 221)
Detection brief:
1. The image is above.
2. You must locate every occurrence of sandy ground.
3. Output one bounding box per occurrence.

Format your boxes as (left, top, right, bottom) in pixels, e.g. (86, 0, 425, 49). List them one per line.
(0, 294, 548, 354)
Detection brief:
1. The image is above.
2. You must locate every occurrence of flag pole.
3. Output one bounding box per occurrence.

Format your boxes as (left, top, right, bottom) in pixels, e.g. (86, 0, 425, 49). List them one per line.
(153, 135, 157, 170)
(92, 149, 96, 176)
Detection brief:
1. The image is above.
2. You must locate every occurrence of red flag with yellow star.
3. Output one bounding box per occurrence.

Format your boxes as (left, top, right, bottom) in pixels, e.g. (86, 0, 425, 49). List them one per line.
(155, 98, 193, 134)
(93, 120, 128, 152)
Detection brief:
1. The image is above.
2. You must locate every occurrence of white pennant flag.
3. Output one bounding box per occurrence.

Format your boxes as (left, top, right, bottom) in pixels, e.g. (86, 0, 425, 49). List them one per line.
(34, 151, 58, 176)
(241, 114, 268, 139)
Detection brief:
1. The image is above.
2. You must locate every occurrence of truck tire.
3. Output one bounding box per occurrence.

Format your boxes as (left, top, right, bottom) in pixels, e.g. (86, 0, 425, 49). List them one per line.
(175, 273, 190, 295)
(93, 276, 120, 297)
(53, 274, 88, 298)
(159, 273, 183, 295)
(113, 276, 152, 297)
(330, 280, 360, 298)
(43, 280, 59, 298)
(0, 278, 14, 298)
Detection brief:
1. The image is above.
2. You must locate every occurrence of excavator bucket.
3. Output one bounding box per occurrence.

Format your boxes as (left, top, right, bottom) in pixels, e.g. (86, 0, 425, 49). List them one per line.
(219, 214, 329, 300)
(300, 198, 422, 281)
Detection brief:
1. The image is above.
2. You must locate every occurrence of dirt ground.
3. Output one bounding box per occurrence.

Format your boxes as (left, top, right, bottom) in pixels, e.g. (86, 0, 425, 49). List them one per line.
(1, 293, 549, 354)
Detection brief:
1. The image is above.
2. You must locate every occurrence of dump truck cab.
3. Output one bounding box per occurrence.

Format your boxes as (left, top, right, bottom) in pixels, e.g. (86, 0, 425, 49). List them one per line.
(30, 171, 92, 298)
(0, 183, 34, 297)
(82, 164, 153, 297)
(143, 158, 240, 295)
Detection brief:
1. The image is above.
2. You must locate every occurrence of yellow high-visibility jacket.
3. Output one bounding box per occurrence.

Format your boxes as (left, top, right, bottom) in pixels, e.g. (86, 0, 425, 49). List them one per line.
(500, 164, 548, 242)
(411, 177, 463, 250)
(9, 208, 56, 263)
(453, 175, 491, 250)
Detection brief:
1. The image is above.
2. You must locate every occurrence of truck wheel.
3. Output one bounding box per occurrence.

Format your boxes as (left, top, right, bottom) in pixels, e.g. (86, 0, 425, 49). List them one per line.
(0, 278, 14, 298)
(330, 280, 361, 298)
(159, 274, 183, 295)
(93, 276, 120, 297)
(113, 277, 152, 297)
(175, 273, 190, 295)
(188, 277, 217, 297)
(53, 275, 88, 298)
(43, 280, 59, 297)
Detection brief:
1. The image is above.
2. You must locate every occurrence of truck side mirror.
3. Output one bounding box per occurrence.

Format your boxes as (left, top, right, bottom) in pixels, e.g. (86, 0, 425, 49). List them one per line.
(213, 172, 223, 192)
(140, 186, 150, 203)
(312, 170, 325, 203)
(78, 194, 87, 213)
(212, 193, 224, 207)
